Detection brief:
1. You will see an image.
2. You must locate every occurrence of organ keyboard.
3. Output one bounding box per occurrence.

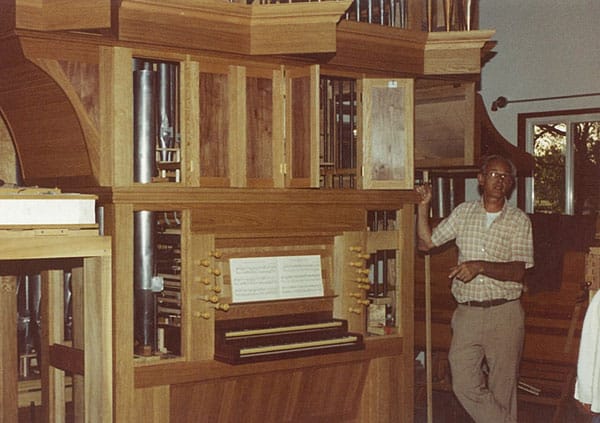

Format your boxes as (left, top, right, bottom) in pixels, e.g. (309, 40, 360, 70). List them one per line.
(214, 311, 364, 364)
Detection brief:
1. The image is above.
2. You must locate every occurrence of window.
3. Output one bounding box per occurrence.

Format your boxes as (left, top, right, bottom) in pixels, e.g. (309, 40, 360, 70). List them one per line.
(522, 110, 600, 215)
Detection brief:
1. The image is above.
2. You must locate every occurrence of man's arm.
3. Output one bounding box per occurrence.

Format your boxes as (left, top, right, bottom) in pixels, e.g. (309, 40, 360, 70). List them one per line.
(416, 184, 435, 251)
(449, 260, 526, 283)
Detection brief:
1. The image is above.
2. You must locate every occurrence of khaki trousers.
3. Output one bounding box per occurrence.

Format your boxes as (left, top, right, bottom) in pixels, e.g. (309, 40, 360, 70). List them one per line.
(448, 300, 524, 423)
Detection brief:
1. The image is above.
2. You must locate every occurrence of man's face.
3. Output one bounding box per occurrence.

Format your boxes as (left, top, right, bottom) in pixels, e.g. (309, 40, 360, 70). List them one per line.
(477, 159, 514, 199)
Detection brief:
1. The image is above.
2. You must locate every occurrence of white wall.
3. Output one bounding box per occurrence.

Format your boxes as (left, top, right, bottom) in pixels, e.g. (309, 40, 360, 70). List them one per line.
(463, 1, 600, 203)
(479, 0, 600, 145)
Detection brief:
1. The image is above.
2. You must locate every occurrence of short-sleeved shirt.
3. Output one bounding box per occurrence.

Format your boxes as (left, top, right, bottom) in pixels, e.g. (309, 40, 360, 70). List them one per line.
(431, 199, 534, 303)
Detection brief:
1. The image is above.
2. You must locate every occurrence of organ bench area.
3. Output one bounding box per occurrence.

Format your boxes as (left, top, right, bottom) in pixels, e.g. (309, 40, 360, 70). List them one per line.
(0, 0, 496, 421)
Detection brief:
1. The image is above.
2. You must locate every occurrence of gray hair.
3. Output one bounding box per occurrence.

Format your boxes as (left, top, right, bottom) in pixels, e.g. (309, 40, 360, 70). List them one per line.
(480, 154, 517, 178)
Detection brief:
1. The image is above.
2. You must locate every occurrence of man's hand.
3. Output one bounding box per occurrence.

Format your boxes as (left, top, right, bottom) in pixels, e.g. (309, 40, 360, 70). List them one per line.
(416, 184, 432, 206)
(575, 400, 593, 415)
(448, 260, 526, 284)
(449, 261, 484, 283)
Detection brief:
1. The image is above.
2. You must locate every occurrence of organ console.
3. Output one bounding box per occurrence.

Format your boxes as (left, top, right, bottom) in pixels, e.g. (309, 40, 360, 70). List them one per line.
(214, 311, 364, 364)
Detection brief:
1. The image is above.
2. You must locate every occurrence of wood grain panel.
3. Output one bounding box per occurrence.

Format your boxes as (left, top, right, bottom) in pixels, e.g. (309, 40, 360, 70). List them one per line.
(190, 203, 365, 235)
(0, 55, 93, 185)
(200, 71, 229, 180)
(134, 386, 170, 423)
(118, 0, 349, 56)
(13, 0, 110, 31)
(359, 355, 405, 422)
(170, 361, 369, 423)
(246, 75, 273, 182)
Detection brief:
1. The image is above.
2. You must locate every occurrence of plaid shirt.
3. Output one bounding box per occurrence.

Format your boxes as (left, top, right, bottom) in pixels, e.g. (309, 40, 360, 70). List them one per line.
(431, 199, 534, 303)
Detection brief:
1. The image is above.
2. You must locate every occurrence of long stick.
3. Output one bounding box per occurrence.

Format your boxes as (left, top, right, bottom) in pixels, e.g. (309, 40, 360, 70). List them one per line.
(424, 170, 433, 423)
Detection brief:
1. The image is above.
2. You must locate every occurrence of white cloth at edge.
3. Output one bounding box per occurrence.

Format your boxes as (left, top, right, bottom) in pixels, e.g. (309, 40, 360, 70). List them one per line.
(575, 291, 600, 412)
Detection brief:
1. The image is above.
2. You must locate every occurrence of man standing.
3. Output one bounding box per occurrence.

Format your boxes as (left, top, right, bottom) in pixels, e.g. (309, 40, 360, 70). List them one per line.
(416, 155, 534, 423)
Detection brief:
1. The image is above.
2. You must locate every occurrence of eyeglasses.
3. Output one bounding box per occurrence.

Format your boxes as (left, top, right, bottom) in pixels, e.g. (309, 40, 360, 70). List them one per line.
(486, 171, 513, 181)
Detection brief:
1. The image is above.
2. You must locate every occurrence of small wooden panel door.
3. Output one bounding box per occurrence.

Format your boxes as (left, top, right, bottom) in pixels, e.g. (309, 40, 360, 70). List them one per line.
(285, 65, 320, 188)
(358, 78, 414, 190)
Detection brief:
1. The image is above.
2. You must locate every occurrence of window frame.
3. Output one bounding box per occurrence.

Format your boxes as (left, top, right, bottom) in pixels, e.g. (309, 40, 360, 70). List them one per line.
(517, 108, 600, 215)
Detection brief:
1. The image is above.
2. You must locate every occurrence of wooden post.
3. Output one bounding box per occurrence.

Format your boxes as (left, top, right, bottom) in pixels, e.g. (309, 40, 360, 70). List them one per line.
(423, 170, 433, 423)
(0, 276, 18, 423)
(41, 270, 66, 422)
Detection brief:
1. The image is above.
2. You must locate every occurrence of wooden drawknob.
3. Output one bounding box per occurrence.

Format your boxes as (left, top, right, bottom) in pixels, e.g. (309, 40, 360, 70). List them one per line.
(215, 303, 230, 311)
(193, 311, 211, 319)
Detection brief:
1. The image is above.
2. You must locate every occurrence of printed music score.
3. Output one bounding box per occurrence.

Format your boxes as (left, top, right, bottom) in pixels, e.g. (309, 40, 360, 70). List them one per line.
(230, 255, 324, 303)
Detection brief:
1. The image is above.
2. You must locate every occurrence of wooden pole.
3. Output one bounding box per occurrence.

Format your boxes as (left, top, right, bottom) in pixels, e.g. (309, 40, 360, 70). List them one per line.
(423, 170, 433, 423)
(0, 276, 18, 423)
(427, 0, 432, 32)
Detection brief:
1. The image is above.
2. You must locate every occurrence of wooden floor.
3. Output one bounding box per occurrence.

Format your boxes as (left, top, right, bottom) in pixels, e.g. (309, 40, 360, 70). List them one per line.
(414, 390, 593, 423)
(414, 361, 592, 423)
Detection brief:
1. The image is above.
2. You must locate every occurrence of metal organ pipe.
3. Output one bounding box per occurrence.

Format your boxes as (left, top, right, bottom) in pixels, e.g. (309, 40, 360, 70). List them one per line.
(133, 62, 158, 355)
(157, 63, 174, 163)
(134, 67, 156, 183)
(432, 176, 453, 219)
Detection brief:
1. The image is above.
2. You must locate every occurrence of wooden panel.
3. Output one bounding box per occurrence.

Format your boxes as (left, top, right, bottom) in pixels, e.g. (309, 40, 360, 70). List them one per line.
(330, 20, 425, 76)
(118, 0, 252, 55)
(0, 55, 94, 186)
(84, 255, 112, 422)
(414, 80, 476, 169)
(34, 57, 102, 181)
(246, 73, 274, 186)
(286, 65, 319, 188)
(0, 235, 109, 260)
(104, 203, 136, 423)
(229, 65, 246, 187)
(117, 0, 350, 56)
(190, 203, 365, 236)
(199, 67, 229, 184)
(170, 361, 369, 423)
(423, 30, 495, 75)
(14, 0, 110, 31)
(40, 270, 66, 423)
(100, 46, 133, 187)
(359, 355, 405, 422)
(181, 57, 200, 186)
(134, 386, 170, 423)
(359, 78, 414, 190)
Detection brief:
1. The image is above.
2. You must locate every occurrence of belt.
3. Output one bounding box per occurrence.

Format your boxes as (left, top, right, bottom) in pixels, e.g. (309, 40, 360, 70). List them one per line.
(459, 298, 518, 308)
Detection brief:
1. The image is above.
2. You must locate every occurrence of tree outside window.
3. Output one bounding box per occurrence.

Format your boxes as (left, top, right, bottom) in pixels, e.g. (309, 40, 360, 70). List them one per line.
(531, 116, 600, 215)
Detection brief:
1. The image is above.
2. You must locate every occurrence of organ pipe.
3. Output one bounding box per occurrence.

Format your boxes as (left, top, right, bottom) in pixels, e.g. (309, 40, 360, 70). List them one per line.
(133, 61, 158, 355)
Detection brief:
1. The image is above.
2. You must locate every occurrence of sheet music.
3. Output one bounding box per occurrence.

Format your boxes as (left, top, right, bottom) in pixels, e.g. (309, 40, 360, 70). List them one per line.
(230, 255, 324, 303)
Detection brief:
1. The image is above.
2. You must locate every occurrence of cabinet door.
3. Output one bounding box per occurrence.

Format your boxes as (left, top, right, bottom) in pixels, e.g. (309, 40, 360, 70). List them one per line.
(414, 80, 476, 169)
(285, 65, 320, 188)
(359, 78, 414, 190)
(246, 67, 285, 188)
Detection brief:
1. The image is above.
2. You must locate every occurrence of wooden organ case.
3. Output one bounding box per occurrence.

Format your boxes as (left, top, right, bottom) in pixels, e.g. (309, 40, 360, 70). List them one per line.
(0, 1, 495, 422)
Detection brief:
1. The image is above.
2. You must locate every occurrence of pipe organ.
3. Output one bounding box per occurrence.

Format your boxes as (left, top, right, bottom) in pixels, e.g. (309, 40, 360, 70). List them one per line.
(0, 0, 495, 422)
